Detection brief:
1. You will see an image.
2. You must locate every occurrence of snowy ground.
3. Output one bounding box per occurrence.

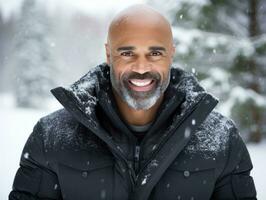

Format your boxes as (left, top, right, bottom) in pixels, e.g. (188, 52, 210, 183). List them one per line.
(248, 141, 266, 199)
(0, 94, 265, 199)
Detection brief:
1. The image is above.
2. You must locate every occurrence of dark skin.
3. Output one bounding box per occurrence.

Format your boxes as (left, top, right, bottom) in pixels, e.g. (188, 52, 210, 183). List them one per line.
(105, 4, 175, 126)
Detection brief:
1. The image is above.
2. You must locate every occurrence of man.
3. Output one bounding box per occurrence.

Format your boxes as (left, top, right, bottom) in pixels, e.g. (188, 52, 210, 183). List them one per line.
(9, 4, 257, 200)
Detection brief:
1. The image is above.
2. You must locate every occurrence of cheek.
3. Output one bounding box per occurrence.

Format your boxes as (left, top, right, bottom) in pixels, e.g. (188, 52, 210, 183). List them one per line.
(111, 54, 128, 66)
(111, 66, 124, 83)
(154, 65, 170, 80)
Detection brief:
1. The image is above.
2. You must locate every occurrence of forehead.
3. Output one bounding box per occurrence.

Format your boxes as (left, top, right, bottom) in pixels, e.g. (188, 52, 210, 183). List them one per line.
(109, 24, 172, 49)
(108, 13, 173, 47)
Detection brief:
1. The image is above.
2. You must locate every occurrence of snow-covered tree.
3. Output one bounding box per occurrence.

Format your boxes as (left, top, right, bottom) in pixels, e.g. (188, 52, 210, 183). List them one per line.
(14, 0, 55, 108)
(147, 0, 266, 142)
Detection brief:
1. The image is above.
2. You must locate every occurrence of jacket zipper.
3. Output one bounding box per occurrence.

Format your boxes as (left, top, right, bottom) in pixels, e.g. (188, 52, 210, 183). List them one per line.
(97, 92, 140, 186)
(134, 145, 141, 175)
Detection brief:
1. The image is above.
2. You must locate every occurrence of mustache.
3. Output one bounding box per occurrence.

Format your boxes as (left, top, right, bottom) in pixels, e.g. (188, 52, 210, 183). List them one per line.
(123, 71, 161, 80)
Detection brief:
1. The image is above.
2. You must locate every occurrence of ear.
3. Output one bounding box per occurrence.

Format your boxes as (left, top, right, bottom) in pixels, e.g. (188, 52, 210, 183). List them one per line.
(105, 43, 111, 65)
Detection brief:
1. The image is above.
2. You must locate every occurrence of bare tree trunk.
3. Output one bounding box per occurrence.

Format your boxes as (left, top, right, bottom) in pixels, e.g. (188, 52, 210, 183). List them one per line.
(248, 0, 262, 143)
(249, 0, 259, 37)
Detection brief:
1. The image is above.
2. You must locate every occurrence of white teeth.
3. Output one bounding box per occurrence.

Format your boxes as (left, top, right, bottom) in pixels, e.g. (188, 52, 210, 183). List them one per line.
(130, 79, 152, 87)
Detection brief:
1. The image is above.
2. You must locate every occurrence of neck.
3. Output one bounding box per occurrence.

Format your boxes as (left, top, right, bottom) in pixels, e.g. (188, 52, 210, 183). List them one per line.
(112, 89, 163, 126)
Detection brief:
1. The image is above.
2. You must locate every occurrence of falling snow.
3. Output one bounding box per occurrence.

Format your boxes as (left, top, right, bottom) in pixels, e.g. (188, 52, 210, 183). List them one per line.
(141, 174, 151, 185)
(54, 184, 58, 190)
(23, 152, 29, 159)
(184, 127, 191, 138)
(100, 189, 106, 199)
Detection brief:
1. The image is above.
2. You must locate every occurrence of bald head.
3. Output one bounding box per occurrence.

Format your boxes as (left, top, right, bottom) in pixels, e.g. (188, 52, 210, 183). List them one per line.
(107, 4, 174, 47)
(105, 4, 175, 113)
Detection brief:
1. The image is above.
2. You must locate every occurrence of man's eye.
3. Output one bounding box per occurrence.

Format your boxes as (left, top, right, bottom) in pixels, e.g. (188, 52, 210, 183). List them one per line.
(121, 51, 134, 56)
(150, 51, 162, 56)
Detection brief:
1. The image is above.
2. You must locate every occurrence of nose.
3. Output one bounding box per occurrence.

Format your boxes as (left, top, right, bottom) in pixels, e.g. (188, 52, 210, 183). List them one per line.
(131, 56, 152, 74)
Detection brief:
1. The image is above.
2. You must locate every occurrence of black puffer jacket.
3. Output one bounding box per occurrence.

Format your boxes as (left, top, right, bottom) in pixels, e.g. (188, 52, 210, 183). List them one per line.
(9, 63, 257, 200)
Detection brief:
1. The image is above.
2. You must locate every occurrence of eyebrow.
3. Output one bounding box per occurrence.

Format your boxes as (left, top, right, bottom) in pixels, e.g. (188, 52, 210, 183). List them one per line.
(117, 46, 135, 51)
(149, 46, 166, 51)
(116, 46, 166, 52)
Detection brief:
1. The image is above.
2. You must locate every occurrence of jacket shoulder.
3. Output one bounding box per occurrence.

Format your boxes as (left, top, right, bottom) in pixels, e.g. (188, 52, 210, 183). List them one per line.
(39, 108, 78, 131)
(185, 110, 238, 156)
(37, 108, 86, 150)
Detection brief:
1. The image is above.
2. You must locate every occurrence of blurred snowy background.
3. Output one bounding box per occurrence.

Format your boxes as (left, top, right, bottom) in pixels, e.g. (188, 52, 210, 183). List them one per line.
(0, 0, 265, 199)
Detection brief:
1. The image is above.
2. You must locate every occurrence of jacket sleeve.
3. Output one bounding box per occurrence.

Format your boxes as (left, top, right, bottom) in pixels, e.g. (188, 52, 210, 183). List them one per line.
(212, 125, 257, 200)
(9, 121, 62, 200)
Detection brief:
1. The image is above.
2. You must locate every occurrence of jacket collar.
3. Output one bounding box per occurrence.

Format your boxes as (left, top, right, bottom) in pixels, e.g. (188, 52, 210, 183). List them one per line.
(50, 62, 218, 150)
(52, 63, 212, 124)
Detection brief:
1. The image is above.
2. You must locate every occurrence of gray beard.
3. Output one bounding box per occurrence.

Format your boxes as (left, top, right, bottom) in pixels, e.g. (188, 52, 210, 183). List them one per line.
(110, 66, 170, 110)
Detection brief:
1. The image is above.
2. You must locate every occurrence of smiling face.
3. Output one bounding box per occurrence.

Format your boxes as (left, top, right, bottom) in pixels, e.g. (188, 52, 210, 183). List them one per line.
(105, 5, 175, 110)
